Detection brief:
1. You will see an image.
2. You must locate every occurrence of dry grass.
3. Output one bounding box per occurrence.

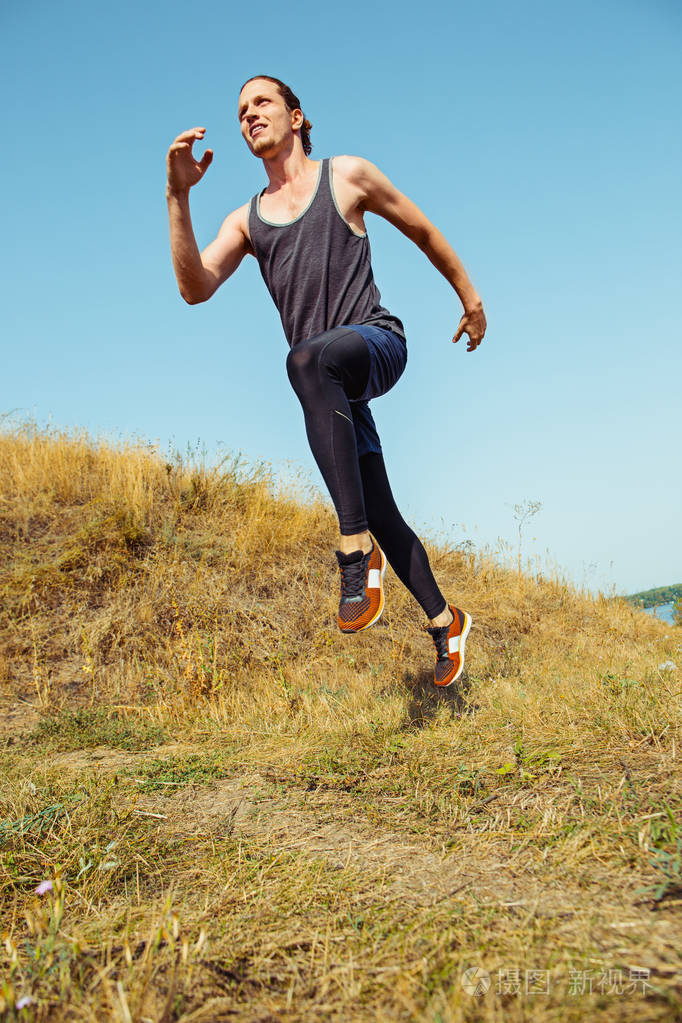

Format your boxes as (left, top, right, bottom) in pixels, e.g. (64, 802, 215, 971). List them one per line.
(1, 419, 680, 1022)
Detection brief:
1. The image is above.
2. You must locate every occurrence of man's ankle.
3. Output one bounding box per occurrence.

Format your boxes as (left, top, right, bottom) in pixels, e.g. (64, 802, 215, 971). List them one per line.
(429, 605, 454, 629)
(338, 531, 372, 556)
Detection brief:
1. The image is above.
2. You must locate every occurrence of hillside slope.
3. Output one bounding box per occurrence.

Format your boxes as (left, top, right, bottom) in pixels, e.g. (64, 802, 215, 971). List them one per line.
(1, 422, 680, 1022)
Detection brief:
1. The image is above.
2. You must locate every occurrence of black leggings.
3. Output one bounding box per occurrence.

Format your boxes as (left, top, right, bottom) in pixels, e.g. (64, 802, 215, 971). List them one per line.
(286, 328, 447, 619)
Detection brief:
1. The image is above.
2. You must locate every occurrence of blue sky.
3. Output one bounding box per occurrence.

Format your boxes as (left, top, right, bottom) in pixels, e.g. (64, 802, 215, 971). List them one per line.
(3, 0, 680, 596)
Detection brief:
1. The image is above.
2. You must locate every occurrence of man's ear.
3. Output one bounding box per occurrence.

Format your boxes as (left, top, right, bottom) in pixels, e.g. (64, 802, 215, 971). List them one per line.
(291, 108, 304, 130)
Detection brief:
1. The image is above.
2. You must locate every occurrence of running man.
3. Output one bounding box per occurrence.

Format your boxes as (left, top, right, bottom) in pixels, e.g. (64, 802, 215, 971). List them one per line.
(166, 76, 487, 686)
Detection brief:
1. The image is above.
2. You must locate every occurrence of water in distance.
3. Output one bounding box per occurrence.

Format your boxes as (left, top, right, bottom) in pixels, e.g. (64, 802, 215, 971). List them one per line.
(644, 602, 675, 626)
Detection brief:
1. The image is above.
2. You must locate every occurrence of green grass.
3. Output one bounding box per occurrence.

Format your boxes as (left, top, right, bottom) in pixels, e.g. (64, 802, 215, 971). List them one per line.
(22, 709, 166, 752)
(124, 752, 230, 791)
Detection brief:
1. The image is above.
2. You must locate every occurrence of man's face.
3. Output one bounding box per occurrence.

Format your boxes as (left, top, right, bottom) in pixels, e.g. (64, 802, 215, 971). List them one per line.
(238, 79, 301, 158)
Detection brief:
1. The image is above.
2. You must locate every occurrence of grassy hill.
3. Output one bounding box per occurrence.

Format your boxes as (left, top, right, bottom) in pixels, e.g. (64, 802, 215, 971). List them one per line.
(1, 421, 680, 1022)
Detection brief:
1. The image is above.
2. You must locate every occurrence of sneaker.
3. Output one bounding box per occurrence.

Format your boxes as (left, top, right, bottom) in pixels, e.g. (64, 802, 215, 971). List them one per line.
(335, 541, 386, 633)
(427, 605, 472, 686)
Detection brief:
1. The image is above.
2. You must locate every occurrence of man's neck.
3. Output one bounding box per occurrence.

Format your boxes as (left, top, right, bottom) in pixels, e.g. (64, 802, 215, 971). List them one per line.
(261, 141, 316, 191)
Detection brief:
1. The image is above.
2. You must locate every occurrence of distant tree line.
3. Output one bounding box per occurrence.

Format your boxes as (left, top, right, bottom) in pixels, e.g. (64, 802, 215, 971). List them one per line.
(626, 583, 682, 608)
(625, 583, 682, 625)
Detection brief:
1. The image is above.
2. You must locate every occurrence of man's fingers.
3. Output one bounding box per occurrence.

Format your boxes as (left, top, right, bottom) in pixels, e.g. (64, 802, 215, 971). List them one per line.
(173, 127, 207, 144)
(196, 151, 213, 177)
(453, 320, 486, 350)
(453, 304, 487, 349)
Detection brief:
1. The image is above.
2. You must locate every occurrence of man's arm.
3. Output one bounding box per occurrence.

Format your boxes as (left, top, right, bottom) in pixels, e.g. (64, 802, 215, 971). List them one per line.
(166, 127, 252, 304)
(335, 156, 486, 350)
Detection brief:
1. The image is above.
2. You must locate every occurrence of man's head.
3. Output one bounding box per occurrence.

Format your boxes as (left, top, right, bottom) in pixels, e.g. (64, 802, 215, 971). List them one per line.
(238, 76, 312, 158)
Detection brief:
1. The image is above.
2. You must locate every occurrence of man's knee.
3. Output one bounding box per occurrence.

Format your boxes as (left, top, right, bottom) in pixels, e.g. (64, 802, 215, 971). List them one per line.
(287, 327, 362, 398)
(286, 342, 320, 395)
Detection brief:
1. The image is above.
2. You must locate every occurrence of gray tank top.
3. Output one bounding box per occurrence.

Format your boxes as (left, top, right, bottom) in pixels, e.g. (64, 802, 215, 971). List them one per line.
(248, 158, 405, 347)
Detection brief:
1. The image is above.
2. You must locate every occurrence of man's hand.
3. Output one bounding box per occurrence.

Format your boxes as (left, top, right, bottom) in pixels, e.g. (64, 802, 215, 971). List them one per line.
(166, 127, 213, 196)
(453, 301, 487, 352)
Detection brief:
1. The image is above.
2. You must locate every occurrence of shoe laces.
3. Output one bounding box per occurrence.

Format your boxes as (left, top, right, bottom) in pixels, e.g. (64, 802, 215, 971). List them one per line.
(338, 554, 367, 603)
(427, 624, 449, 661)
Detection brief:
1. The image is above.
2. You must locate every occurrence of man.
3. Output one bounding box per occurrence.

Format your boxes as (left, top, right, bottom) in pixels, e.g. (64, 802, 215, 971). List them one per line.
(166, 75, 487, 686)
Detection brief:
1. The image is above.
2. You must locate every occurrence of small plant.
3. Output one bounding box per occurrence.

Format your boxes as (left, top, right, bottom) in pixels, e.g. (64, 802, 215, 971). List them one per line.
(600, 671, 641, 695)
(79, 623, 98, 707)
(0, 803, 67, 845)
(496, 740, 561, 784)
(30, 618, 50, 709)
(638, 803, 682, 903)
(168, 593, 224, 697)
(511, 499, 542, 576)
(454, 765, 485, 797)
(646, 837, 682, 902)
(0, 875, 68, 1014)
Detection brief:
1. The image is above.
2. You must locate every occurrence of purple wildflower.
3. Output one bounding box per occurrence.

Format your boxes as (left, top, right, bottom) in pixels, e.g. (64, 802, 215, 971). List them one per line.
(34, 880, 53, 896)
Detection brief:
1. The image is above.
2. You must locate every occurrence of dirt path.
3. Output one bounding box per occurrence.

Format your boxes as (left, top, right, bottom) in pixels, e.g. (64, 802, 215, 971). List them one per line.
(39, 745, 681, 990)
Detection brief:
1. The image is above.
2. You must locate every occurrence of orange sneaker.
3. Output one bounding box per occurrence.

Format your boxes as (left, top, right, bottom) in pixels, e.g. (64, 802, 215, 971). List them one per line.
(427, 605, 472, 686)
(335, 541, 386, 633)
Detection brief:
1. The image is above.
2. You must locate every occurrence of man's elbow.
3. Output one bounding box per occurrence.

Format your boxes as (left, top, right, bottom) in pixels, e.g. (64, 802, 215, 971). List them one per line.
(181, 290, 208, 305)
(179, 277, 214, 305)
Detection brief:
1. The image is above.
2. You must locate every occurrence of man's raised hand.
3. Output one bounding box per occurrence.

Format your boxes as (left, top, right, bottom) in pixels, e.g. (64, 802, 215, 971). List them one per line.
(166, 127, 213, 196)
(453, 301, 487, 353)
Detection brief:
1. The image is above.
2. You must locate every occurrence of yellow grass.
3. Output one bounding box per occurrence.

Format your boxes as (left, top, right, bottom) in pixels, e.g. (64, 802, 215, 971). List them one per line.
(1, 419, 680, 1022)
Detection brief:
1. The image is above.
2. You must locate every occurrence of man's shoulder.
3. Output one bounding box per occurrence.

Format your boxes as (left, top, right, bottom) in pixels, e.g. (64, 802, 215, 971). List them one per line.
(331, 154, 377, 184)
(216, 202, 251, 239)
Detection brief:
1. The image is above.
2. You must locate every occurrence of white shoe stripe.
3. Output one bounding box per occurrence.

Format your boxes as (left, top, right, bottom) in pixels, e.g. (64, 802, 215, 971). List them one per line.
(448, 635, 460, 655)
(368, 568, 381, 589)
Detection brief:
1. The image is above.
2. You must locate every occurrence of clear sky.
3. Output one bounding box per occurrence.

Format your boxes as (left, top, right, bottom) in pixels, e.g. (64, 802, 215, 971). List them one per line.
(3, 0, 680, 596)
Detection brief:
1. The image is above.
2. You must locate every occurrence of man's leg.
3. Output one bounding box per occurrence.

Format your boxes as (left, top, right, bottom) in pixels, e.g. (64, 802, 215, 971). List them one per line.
(359, 450, 472, 685)
(286, 327, 373, 547)
(286, 327, 384, 632)
(358, 450, 449, 622)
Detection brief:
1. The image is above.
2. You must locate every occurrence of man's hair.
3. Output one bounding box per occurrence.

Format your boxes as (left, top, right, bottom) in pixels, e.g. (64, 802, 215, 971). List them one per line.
(240, 75, 313, 156)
